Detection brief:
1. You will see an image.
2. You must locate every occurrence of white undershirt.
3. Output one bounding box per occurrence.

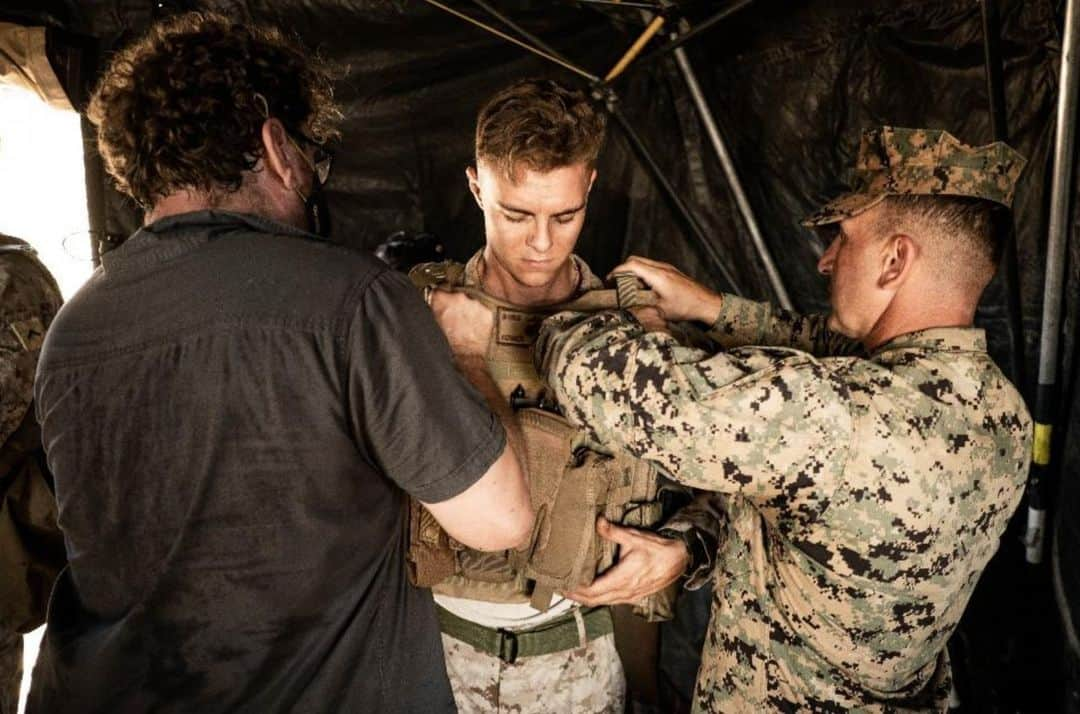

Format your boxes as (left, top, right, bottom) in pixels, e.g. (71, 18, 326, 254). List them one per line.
(434, 592, 577, 631)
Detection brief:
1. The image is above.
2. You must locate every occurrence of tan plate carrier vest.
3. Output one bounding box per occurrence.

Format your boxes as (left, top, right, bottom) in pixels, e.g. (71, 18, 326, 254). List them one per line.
(406, 261, 677, 622)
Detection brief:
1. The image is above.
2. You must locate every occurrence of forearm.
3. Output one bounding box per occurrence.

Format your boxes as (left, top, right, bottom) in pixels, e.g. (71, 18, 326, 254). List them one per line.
(660, 492, 727, 589)
(705, 293, 861, 357)
(537, 309, 852, 498)
(537, 310, 721, 485)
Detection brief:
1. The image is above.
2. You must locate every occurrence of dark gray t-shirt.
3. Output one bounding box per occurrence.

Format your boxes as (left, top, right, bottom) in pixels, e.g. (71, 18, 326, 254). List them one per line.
(29, 211, 503, 713)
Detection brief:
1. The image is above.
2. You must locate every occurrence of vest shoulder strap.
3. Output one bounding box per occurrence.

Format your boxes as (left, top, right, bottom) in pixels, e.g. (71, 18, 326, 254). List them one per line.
(408, 260, 466, 291)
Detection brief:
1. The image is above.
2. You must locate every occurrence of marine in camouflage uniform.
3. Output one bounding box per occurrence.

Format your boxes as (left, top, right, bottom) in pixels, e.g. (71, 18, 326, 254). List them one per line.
(417, 77, 669, 714)
(0, 235, 65, 714)
(536, 127, 1032, 712)
(423, 250, 628, 714)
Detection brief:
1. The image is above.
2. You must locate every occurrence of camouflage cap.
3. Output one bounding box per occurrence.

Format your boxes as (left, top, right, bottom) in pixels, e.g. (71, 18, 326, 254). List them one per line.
(802, 126, 1027, 226)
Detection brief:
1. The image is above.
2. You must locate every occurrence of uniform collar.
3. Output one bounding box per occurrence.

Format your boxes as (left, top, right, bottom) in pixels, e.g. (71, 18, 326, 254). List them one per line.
(461, 250, 603, 294)
(100, 210, 318, 274)
(142, 209, 311, 238)
(871, 326, 987, 357)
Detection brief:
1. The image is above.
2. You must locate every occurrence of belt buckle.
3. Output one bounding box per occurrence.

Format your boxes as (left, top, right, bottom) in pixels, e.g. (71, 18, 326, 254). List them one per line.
(496, 628, 519, 664)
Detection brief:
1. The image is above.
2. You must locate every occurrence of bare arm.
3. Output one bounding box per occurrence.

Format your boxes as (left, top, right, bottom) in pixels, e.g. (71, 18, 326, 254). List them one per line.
(422, 290, 533, 551)
(421, 441, 532, 551)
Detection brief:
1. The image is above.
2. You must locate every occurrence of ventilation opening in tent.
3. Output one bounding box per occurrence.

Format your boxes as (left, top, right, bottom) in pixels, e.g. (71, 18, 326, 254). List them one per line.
(0, 84, 93, 299)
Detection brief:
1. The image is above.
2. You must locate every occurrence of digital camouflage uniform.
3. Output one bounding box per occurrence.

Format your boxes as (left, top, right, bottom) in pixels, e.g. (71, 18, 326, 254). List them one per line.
(536, 127, 1032, 712)
(441, 626, 623, 713)
(0, 235, 65, 714)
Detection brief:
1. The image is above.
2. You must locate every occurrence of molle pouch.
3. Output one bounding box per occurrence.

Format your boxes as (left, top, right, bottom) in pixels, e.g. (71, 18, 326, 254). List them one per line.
(601, 456, 678, 622)
(405, 497, 455, 588)
(455, 545, 518, 584)
(515, 408, 615, 611)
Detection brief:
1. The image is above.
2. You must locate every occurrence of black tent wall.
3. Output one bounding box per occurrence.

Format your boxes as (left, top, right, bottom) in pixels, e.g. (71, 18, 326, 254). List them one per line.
(1, 0, 1074, 710)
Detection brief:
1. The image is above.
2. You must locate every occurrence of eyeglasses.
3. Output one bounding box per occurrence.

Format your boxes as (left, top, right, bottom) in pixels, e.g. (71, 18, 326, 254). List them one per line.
(252, 93, 334, 187)
(286, 131, 334, 187)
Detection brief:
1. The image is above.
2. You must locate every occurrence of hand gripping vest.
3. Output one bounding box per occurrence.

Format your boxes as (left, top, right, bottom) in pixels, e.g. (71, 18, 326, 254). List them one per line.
(406, 260, 677, 622)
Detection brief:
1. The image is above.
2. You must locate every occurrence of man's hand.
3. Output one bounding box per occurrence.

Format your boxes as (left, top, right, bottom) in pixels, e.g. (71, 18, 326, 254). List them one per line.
(629, 306, 669, 334)
(429, 289, 493, 358)
(611, 256, 724, 324)
(563, 517, 689, 606)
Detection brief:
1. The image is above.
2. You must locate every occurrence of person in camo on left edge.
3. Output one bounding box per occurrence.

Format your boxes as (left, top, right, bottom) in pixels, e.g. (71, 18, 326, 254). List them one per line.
(0, 233, 66, 714)
(537, 126, 1032, 712)
(414, 78, 682, 714)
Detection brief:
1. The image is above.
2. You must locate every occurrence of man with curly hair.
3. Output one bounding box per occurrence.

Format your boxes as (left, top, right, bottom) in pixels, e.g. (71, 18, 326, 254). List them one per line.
(28, 12, 532, 714)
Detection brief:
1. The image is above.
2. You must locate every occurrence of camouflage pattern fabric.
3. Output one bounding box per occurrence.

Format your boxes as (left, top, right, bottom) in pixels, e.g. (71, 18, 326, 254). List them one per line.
(441, 631, 624, 714)
(0, 630, 20, 714)
(0, 237, 60, 448)
(536, 292, 1031, 712)
(0, 234, 65, 637)
(802, 126, 1027, 226)
(429, 251, 630, 711)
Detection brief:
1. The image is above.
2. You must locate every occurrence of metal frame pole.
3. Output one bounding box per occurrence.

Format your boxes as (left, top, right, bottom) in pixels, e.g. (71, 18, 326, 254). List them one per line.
(577, 0, 661, 8)
(467, 0, 600, 82)
(980, 0, 1028, 397)
(422, 0, 598, 81)
(605, 100, 744, 294)
(636, 0, 754, 68)
(1030, 0, 1080, 564)
(670, 35, 792, 308)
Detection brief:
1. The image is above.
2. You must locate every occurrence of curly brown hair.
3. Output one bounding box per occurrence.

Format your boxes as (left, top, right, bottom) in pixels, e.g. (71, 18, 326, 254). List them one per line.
(475, 78, 606, 179)
(87, 11, 341, 208)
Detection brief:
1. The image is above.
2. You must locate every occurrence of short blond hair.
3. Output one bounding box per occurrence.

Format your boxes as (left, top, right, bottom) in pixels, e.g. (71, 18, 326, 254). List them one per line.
(475, 78, 606, 178)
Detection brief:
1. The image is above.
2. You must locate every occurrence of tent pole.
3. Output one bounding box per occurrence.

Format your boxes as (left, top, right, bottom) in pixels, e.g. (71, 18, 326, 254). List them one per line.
(981, 0, 1010, 142)
(604, 99, 744, 295)
(1030, 0, 1080, 564)
(421, 0, 597, 81)
(636, 0, 754, 68)
(980, 0, 1028, 404)
(467, 0, 599, 82)
(80, 114, 108, 265)
(578, 0, 661, 8)
(604, 15, 667, 82)
(669, 30, 792, 308)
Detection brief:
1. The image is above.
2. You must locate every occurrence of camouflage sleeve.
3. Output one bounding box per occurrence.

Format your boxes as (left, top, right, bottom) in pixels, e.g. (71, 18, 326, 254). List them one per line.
(705, 293, 862, 357)
(537, 310, 853, 500)
(661, 492, 728, 589)
(0, 250, 62, 446)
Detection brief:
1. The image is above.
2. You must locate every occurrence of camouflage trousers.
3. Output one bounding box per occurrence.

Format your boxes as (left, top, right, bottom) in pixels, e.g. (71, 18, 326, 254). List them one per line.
(0, 630, 20, 714)
(441, 631, 625, 714)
